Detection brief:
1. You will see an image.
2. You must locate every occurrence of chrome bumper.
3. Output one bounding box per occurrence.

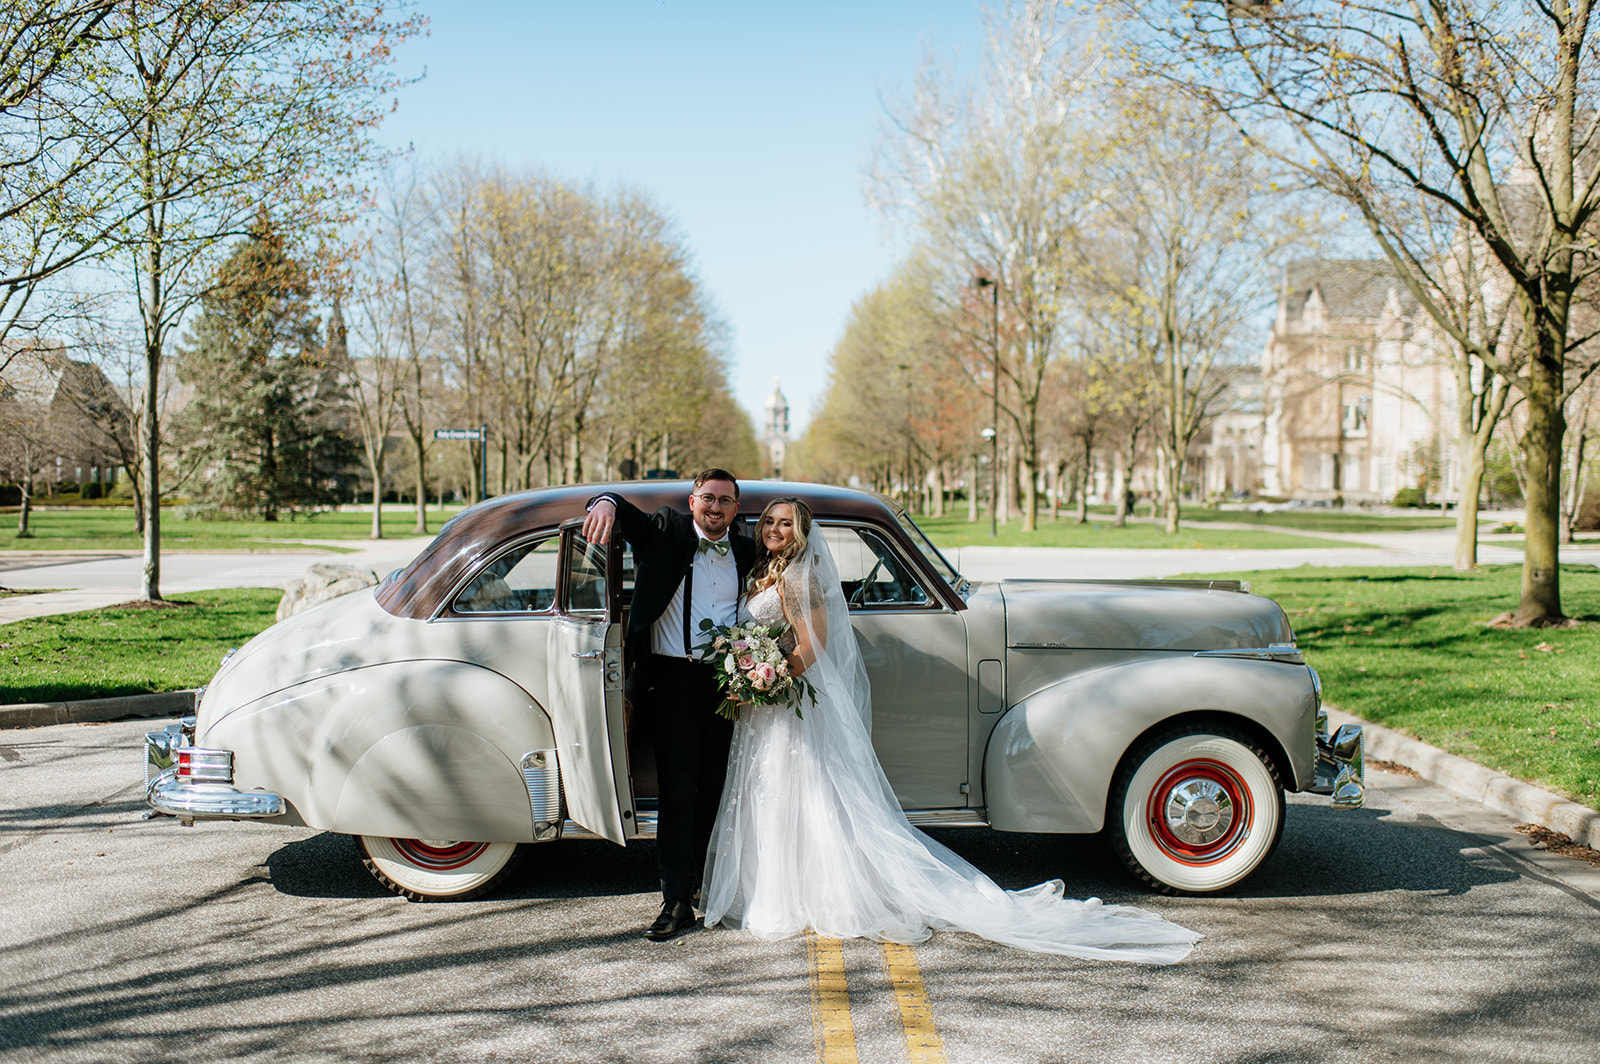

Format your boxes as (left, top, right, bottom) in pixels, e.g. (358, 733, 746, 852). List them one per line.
(1308, 707, 1365, 808)
(145, 720, 285, 822)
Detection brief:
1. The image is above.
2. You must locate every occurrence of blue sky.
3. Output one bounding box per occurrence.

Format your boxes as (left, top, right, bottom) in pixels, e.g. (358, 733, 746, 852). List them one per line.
(379, 1, 991, 436)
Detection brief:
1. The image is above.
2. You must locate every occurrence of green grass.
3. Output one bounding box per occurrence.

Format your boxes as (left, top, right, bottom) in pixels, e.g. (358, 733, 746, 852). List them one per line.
(1193, 563, 1600, 811)
(0, 587, 283, 704)
(917, 512, 1359, 550)
(0, 506, 459, 552)
(1175, 506, 1457, 532)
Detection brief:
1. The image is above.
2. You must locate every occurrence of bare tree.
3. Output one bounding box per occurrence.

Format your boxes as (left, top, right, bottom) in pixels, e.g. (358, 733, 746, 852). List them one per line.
(872, 0, 1106, 531)
(84, 1, 421, 599)
(1127, 0, 1600, 623)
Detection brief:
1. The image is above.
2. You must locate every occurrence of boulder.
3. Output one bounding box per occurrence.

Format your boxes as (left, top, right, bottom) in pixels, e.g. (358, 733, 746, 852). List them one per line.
(276, 563, 380, 621)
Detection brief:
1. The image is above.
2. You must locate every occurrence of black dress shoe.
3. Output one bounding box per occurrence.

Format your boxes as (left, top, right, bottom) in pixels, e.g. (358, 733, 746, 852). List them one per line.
(644, 900, 699, 941)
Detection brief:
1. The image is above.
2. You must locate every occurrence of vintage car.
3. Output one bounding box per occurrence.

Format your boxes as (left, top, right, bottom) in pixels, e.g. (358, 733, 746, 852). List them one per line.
(143, 480, 1364, 900)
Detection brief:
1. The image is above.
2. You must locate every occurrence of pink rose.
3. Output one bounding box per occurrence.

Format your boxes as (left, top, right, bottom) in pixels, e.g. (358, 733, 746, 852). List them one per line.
(756, 661, 777, 682)
(751, 675, 769, 691)
(737, 654, 756, 672)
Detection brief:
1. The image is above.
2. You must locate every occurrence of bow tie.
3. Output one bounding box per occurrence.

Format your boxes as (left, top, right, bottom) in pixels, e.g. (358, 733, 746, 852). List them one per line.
(697, 538, 730, 556)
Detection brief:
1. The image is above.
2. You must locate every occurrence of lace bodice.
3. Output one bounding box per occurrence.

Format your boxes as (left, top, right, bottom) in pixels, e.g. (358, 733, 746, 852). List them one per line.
(740, 584, 787, 628)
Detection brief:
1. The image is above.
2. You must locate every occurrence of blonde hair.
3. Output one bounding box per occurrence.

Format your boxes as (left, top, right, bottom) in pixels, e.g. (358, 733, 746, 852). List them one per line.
(748, 497, 812, 595)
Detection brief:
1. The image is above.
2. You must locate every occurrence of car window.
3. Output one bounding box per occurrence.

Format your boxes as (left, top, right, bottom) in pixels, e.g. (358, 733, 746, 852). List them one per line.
(896, 510, 962, 589)
(564, 532, 608, 615)
(453, 535, 561, 614)
(820, 524, 931, 609)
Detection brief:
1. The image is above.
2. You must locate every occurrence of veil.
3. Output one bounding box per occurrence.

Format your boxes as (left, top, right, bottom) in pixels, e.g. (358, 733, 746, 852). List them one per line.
(703, 529, 1200, 963)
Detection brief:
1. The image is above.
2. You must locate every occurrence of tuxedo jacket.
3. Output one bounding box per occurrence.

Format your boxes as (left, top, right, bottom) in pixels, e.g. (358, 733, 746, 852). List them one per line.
(590, 492, 758, 665)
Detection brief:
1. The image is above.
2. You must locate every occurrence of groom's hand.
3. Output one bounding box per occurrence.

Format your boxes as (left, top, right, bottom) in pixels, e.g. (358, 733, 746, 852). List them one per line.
(582, 497, 617, 545)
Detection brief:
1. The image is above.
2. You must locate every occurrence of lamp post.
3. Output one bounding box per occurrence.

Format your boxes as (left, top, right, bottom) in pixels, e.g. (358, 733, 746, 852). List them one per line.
(972, 275, 1000, 536)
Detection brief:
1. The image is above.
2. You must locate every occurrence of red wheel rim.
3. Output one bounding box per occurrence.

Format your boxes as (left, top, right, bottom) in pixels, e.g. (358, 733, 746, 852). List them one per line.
(391, 839, 491, 871)
(1146, 758, 1253, 866)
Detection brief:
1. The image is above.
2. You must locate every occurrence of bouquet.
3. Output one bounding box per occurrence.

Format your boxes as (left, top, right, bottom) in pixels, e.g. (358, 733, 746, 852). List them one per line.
(693, 618, 818, 721)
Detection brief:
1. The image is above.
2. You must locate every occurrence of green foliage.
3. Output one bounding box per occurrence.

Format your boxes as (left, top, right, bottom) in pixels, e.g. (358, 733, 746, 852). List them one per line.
(0, 588, 282, 704)
(175, 229, 358, 520)
(1201, 565, 1600, 811)
(1392, 487, 1427, 508)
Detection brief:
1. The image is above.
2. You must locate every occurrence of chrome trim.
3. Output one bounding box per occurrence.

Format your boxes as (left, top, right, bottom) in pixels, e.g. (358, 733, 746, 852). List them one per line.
(1193, 643, 1304, 665)
(520, 749, 563, 841)
(1160, 778, 1236, 847)
(904, 808, 990, 828)
(146, 768, 286, 819)
(1309, 721, 1365, 808)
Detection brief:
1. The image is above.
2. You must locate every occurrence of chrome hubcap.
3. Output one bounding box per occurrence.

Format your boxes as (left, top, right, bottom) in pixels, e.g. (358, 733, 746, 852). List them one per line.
(1162, 778, 1235, 846)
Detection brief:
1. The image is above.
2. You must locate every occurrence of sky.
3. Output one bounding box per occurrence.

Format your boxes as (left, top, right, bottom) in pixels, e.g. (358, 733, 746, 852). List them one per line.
(377, 1, 992, 438)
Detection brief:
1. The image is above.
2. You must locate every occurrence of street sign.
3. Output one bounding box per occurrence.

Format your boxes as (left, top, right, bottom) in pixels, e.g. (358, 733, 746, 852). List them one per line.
(433, 428, 485, 441)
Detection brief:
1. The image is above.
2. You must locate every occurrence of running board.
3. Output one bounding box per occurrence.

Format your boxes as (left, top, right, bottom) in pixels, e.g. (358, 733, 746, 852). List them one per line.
(558, 804, 988, 841)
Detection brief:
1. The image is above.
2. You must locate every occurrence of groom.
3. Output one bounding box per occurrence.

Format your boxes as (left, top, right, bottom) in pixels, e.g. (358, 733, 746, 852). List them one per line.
(583, 469, 757, 941)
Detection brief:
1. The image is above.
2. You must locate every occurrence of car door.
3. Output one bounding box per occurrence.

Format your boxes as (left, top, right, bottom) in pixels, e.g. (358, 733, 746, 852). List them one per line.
(546, 521, 634, 844)
(821, 522, 970, 810)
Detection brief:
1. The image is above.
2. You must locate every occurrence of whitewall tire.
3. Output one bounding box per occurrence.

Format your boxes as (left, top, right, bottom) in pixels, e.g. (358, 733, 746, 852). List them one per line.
(357, 836, 521, 902)
(1108, 725, 1285, 895)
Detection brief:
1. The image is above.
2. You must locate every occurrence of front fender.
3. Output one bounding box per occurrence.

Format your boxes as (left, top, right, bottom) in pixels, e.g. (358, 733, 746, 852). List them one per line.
(983, 654, 1317, 833)
(203, 660, 557, 840)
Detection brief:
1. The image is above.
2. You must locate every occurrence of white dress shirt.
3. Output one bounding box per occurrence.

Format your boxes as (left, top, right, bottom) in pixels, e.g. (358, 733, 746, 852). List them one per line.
(651, 529, 739, 658)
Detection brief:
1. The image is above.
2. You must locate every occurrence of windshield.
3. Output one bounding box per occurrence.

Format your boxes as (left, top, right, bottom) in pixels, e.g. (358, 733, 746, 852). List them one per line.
(895, 510, 962, 589)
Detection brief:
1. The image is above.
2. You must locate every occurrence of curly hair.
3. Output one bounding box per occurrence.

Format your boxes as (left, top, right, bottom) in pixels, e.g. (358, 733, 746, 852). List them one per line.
(748, 497, 812, 595)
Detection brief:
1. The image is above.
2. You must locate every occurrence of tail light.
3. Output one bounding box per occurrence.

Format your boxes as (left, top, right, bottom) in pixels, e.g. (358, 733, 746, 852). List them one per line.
(175, 748, 233, 783)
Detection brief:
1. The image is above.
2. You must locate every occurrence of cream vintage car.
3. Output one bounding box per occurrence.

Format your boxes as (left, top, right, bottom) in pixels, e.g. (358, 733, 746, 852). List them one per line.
(144, 481, 1364, 900)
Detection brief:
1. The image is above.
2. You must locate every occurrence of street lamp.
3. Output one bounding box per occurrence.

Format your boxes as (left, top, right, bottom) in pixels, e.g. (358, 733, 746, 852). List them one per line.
(972, 274, 1000, 536)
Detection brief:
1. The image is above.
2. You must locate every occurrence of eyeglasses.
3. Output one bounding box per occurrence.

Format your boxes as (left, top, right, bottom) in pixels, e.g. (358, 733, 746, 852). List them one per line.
(695, 493, 737, 508)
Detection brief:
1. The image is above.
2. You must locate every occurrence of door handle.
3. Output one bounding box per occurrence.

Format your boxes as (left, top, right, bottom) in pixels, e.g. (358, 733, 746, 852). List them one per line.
(571, 650, 604, 660)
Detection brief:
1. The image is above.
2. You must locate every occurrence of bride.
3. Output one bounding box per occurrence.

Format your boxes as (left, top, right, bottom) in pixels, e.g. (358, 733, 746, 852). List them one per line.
(700, 497, 1201, 963)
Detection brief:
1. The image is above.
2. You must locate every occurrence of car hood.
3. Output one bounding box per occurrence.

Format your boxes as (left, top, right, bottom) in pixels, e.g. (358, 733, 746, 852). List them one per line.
(199, 589, 412, 726)
(996, 579, 1294, 651)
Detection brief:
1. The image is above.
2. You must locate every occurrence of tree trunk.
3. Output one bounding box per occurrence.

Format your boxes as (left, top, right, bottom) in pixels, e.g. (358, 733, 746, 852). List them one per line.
(412, 429, 428, 534)
(1454, 449, 1486, 571)
(1162, 449, 1182, 535)
(1112, 464, 1128, 528)
(967, 455, 979, 522)
(1511, 349, 1565, 625)
(140, 251, 163, 602)
(15, 476, 32, 537)
(367, 452, 384, 539)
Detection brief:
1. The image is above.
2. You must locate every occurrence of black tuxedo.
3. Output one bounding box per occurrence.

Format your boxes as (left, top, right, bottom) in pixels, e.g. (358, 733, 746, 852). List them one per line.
(590, 492, 757, 906)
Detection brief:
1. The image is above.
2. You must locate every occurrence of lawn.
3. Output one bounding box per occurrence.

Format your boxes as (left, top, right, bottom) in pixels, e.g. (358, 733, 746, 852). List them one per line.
(1198, 563, 1600, 812)
(0, 588, 283, 704)
(0, 505, 458, 552)
(1176, 506, 1457, 533)
(916, 512, 1358, 549)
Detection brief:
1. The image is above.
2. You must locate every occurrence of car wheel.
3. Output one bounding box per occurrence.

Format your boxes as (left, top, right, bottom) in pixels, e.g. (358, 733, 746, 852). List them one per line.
(357, 836, 521, 902)
(1107, 725, 1285, 895)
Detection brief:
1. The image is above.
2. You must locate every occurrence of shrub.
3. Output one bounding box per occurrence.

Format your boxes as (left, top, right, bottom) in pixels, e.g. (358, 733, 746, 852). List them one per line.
(80, 482, 103, 500)
(1393, 487, 1427, 508)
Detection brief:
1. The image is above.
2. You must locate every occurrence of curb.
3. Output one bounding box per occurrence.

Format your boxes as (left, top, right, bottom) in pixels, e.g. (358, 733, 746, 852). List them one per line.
(0, 690, 196, 730)
(1326, 705, 1600, 850)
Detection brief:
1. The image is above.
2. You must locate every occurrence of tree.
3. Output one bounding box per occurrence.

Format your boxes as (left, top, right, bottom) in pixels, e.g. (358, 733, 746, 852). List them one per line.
(1077, 86, 1276, 532)
(175, 229, 356, 520)
(86, 0, 420, 598)
(1127, 0, 1600, 623)
(872, 0, 1105, 531)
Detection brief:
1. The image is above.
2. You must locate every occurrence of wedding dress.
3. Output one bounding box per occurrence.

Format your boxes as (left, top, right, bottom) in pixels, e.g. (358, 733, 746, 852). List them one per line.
(700, 535, 1201, 963)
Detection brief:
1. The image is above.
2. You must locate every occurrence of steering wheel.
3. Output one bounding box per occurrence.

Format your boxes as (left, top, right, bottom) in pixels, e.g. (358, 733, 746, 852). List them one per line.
(848, 557, 886, 607)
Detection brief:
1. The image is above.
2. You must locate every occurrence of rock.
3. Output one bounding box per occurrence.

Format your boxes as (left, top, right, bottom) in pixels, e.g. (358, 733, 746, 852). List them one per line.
(276, 563, 380, 621)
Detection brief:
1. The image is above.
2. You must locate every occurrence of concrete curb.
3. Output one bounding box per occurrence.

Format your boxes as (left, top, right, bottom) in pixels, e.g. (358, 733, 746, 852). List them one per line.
(1327, 705, 1600, 850)
(0, 689, 196, 730)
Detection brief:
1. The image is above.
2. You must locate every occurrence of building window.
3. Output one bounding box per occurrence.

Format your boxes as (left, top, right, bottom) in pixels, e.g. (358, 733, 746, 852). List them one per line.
(1343, 346, 1366, 373)
(1342, 400, 1369, 436)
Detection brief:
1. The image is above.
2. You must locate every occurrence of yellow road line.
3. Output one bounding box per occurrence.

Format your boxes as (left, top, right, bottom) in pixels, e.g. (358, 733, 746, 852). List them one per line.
(881, 942, 947, 1064)
(808, 933, 858, 1064)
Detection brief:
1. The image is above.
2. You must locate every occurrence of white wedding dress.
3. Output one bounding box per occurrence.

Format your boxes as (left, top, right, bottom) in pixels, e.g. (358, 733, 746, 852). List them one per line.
(700, 538, 1200, 963)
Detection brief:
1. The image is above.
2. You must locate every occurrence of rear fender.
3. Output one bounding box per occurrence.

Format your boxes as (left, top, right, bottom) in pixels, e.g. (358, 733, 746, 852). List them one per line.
(204, 660, 557, 841)
(983, 655, 1316, 833)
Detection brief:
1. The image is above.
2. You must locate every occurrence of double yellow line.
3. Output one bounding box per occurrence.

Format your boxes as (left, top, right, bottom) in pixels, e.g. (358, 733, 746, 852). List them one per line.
(808, 933, 947, 1064)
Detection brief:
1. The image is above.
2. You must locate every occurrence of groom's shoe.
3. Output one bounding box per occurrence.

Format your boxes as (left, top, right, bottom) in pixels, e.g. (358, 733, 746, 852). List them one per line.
(644, 900, 698, 942)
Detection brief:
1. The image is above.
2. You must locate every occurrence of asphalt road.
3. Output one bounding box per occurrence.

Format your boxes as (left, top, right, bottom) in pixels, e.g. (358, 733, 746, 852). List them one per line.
(2, 719, 1597, 1064)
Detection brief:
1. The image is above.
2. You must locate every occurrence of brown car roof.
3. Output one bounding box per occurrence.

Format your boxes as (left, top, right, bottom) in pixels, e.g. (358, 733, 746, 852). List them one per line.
(373, 479, 958, 620)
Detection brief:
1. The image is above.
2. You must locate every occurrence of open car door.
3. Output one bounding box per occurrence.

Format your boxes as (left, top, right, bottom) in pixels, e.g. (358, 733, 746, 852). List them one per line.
(546, 521, 634, 844)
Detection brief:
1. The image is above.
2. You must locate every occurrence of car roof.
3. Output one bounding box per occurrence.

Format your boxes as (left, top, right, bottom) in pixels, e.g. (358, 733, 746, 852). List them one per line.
(374, 479, 930, 619)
